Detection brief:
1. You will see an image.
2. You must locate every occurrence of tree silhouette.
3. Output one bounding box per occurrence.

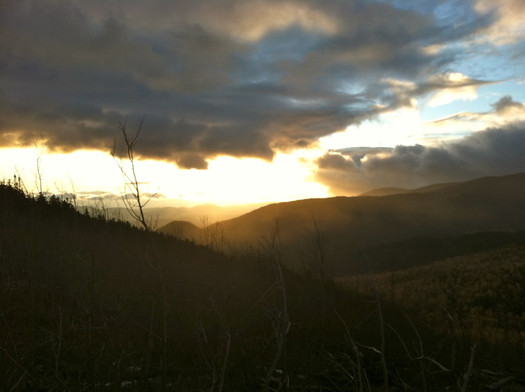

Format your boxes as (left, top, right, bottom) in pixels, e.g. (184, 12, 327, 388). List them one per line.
(111, 118, 156, 231)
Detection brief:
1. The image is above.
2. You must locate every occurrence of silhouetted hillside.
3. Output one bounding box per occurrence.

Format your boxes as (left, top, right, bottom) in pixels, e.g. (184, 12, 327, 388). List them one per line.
(0, 182, 285, 389)
(143, 202, 267, 227)
(358, 181, 458, 196)
(359, 187, 409, 197)
(1, 181, 523, 390)
(161, 172, 525, 275)
(158, 220, 202, 241)
(90, 202, 267, 229)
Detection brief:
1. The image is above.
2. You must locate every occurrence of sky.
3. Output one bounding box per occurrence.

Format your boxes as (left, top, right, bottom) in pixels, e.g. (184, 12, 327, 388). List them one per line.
(1, 0, 525, 206)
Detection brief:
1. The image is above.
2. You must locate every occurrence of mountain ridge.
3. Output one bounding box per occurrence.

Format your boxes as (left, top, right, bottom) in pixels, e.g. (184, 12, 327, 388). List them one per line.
(160, 172, 525, 274)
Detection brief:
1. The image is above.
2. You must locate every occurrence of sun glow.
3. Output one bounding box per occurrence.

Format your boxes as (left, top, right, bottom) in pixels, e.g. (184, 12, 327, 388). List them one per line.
(320, 106, 426, 149)
(151, 150, 328, 205)
(0, 147, 329, 206)
(198, 152, 328, 205)
(0, 148, 124, 194)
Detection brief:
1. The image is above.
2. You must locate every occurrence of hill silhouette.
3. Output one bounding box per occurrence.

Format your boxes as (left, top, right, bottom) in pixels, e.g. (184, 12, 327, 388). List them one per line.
(1, 179, 524, 390)
(358, 187, 409, 197)
(93, 202, 266, 229)
(157, 220, 202, 241)
(0, 181, 440, 389)
(358, 181, 457, 197)
(161, 172, 525, 275)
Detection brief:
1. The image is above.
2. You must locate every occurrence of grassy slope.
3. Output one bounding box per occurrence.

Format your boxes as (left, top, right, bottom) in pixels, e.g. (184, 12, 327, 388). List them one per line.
(340, 245, 525, 347)
(338, 244, 525, 389)
(339, 230, 525, 276)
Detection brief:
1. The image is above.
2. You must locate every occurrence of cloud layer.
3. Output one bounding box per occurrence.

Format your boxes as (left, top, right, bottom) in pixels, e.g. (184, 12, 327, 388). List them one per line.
(2, 0, 520, 170)
(316, 121, 525, 195)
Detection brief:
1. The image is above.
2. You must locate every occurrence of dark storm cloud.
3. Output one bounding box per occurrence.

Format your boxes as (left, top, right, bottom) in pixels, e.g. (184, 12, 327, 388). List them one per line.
(316, 123, 525, 195)
(0, 0, 504, 168)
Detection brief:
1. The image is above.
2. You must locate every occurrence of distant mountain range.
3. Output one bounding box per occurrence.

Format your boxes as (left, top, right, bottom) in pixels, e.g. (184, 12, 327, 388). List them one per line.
(357, 181, 454, 197)
(160, 172, 525, 275)
(100, 201, 267, 228)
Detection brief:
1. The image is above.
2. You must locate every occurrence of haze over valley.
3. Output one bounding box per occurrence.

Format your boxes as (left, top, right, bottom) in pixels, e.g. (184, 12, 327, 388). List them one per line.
(160, 172, 525, 275)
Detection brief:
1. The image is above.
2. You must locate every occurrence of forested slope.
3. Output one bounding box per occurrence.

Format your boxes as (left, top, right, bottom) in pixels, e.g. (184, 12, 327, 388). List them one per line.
(1, 181, 523, 390)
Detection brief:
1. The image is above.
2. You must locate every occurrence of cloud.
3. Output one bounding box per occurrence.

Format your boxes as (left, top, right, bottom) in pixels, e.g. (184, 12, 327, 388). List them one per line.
(0, 0, 521, 169)
(474, 0, 525, 44)
(196, 0, 339, 42)
(492, 95, 524, 114)
(425, 72, 489, 106)
(427, 95, 525, 135)
(316, 122, 525, 195)
(360, 72, 494, 116)
(328, 147, 394, 167)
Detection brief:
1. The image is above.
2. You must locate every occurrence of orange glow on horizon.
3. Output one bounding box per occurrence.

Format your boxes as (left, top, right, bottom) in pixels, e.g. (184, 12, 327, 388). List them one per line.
(0, 147, 329, 206)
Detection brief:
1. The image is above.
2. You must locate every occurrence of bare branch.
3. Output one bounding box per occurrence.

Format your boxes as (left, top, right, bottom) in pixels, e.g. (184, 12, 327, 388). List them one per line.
(112, 118, 156, 231)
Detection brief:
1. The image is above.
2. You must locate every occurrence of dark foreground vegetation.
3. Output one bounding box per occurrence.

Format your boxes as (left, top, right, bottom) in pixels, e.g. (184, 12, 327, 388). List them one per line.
(1, 179, 524, 391)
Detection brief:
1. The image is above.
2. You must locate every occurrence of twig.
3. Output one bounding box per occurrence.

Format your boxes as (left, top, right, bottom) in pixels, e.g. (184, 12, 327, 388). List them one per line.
(217, 332, 231, 392)
(460, 343, 477, 392)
